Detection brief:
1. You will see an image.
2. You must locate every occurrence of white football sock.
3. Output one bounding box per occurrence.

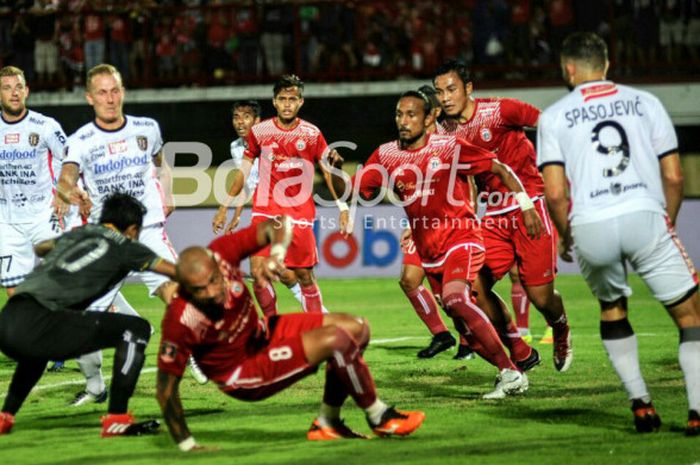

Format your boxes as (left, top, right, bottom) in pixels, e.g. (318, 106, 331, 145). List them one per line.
(77, 350, 105, 395)
(679, 340, 700, 412)
(602, 335, 650, 402)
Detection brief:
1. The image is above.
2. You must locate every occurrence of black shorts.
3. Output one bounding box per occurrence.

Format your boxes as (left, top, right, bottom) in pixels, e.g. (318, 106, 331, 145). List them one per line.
(0, 294, 150, 362)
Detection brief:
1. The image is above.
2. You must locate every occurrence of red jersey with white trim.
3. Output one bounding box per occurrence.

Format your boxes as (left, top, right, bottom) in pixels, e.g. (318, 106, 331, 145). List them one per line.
(440, 97, 543, 215)
(158, 225, 263, 385)
(245, 117, 328, 223)
(353, 133, 495, 264)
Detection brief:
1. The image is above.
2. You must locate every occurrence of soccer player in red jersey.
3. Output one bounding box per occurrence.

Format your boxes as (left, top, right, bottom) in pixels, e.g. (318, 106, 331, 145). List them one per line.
(333, 91, 542, 398)
(213, 75, 347, 317)
(434, 59, 573, 372)
(156, 216, 424, 450)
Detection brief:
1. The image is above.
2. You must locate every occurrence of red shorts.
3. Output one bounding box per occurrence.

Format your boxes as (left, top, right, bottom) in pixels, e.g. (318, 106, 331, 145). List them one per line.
(423, 244, 485, 297)
(221, 312, 324, 401)
(481, 198, 557, 286)
(401, 238, 423, 268)
(251, 215, 319, 268)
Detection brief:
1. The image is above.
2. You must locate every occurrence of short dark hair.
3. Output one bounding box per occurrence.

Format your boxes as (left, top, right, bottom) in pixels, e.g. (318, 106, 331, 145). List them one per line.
(418, 85, 440, 110)
(400, 90, 432, 116)
(232, 100, 261, 118)
(99, 193, 147, 232)
(433, 59, 471, 86)
(561, 32, 608, 71)
(273, 74, 304, 97)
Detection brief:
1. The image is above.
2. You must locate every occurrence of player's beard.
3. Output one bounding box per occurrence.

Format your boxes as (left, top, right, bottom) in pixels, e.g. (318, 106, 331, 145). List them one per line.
(399, 132, 422, 149)
(2, 104, 25, 117)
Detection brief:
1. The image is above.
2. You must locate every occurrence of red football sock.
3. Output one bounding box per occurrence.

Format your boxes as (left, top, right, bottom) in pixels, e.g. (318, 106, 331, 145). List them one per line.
(443, 293, 516, 371)
(511, 280, 530, 331)
(253, 282, 277, 318)
(500, 318, 533, 363)
(301, 282, 324, 313)
(405, 285, 449, 335)
(328, 327, 377, 409)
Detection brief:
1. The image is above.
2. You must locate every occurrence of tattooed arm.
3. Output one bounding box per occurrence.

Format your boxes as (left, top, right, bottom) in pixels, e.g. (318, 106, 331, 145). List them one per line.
(156, 369, 197, 451)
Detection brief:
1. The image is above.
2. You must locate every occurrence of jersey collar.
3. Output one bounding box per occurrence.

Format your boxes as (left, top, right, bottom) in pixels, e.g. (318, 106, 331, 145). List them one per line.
(0, 109, 29, 125)
(93, 115, 128, 133)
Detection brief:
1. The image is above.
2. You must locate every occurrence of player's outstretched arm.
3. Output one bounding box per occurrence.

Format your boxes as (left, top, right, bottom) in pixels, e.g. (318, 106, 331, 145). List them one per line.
(541, 164, 573, 261)
(156, 370, 201, 451)
(154, 151, 175, 217)
(490, 159, 543, 239)
(213, 158, 251, 234)
(150, 259, 177, 280)
(659, 152, 684, 226)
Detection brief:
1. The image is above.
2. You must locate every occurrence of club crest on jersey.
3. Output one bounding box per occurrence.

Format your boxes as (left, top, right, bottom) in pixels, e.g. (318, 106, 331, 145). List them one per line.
(159, 342, 177, 363)
(295, 139, 306, 151)
(4, 133, 19, 144)
(136, 136, 148, 151)
(230, 280, 244, 298)
(428, 156, 441, 170)
(28, 132, 40, 147)
(480, 127, 492, 142)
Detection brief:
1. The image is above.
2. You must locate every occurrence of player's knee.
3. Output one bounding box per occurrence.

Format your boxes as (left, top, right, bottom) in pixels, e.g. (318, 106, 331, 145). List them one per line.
(130, 318, 152, 344)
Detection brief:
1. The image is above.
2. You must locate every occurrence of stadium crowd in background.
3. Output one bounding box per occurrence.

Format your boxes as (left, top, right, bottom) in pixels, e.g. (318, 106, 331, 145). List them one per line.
(0, 0, 698, 90)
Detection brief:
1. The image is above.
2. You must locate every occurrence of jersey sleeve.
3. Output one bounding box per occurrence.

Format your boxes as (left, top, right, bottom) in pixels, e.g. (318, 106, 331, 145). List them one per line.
(314, 131, 329, 163)
(648, 96, 678, 158)
(151, 121, 164, 155)
(455, 137, 496, 175)
(244, 129, 261, 160)
(120, 240, 162, 272)
(208, 223, 262, 267)
(230, 141, 243, 168)
(536, 109, 565, 170)
(352, 150, 386, 200)
(158, 303, 192, 378)
(63, 136, 86, 172)
(500, 98, 540, 128)
(45, 119, 67, 182)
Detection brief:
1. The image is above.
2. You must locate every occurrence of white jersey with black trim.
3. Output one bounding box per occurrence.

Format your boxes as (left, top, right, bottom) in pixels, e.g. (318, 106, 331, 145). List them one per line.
(0, 110, 66, 223)
(537, 80, 677, 226)
(64, 115, 166, 227)
(230, 137, 259, 197)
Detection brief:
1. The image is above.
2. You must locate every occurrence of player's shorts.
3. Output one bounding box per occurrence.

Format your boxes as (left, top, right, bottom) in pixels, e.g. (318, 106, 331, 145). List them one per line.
(481, 198, 557, 287)
(401, 238, 423, 268)
(86, 222, 177, 311)
(221, 312, 324, 401)
(422, 243, 485, 298)
(572, 211, 698, 306)
(0, 212, 61, 288)
(251, 215, 319, 268)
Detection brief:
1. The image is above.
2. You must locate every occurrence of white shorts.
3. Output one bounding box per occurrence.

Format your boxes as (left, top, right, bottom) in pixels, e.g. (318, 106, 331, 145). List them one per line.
(87, 222, 177, 311)
(572, 211, 698, 306)
(0, 213, 61, 288)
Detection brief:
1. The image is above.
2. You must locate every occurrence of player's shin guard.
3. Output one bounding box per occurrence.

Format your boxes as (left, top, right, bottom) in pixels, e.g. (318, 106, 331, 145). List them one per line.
(511, 280, 530, 331)
(301, 283, 324, 313)
(108, 319, 150, 414)
(253, 282, 278, 318)
(601, 319, 649, 401)
(499, 318, 533, 363)
(679, 327, 700, 414)
(77, 350, 106, 396)
(443, 293, 515, 371)
(328, 327, 377, 409)
(405, 285, 449, 335)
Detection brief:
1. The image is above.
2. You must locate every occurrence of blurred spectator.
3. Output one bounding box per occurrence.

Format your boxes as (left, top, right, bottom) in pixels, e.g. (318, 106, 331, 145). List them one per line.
(686, 0, 700, 60)
(546, 0, 575, 63)
(612, 0, 634, 74)
(507, 1, 533, 67)
(0, 1, 12, 67)
(128, 3, 152, 83)
(30, 0, 59, 86)
(260, 3, 293, 76)
(473, 0, 509, 66)
(204, 9, 233, 78)
(82, 0, 105, 71)
(108, 12, 131, 83)
(10, 14, 34, 81)
(233, 4, 259, 75)
(155, 32, 176, 79)
(57, 15, 83, 89)
(313, 2, 358, 73)
(632, 0, 659, 65)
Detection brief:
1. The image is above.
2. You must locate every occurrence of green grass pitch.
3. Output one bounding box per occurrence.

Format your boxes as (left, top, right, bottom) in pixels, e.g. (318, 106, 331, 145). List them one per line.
(1, 275, 698, 465)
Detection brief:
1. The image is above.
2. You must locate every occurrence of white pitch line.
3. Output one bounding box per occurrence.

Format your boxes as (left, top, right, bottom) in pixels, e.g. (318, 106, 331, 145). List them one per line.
(0, 331, 663, 398)
(0, 367, 157, 399)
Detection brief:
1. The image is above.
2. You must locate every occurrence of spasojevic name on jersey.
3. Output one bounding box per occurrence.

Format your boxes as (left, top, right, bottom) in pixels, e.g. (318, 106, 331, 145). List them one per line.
(564, 96, 644, 128)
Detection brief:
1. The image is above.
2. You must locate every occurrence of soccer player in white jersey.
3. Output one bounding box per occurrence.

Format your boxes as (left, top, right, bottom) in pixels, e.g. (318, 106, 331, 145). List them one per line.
(538, 32, 700, 436)
(0, 66, 66, 296)
(55, 64, 207, 390)
(219, 99, 328, 313)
